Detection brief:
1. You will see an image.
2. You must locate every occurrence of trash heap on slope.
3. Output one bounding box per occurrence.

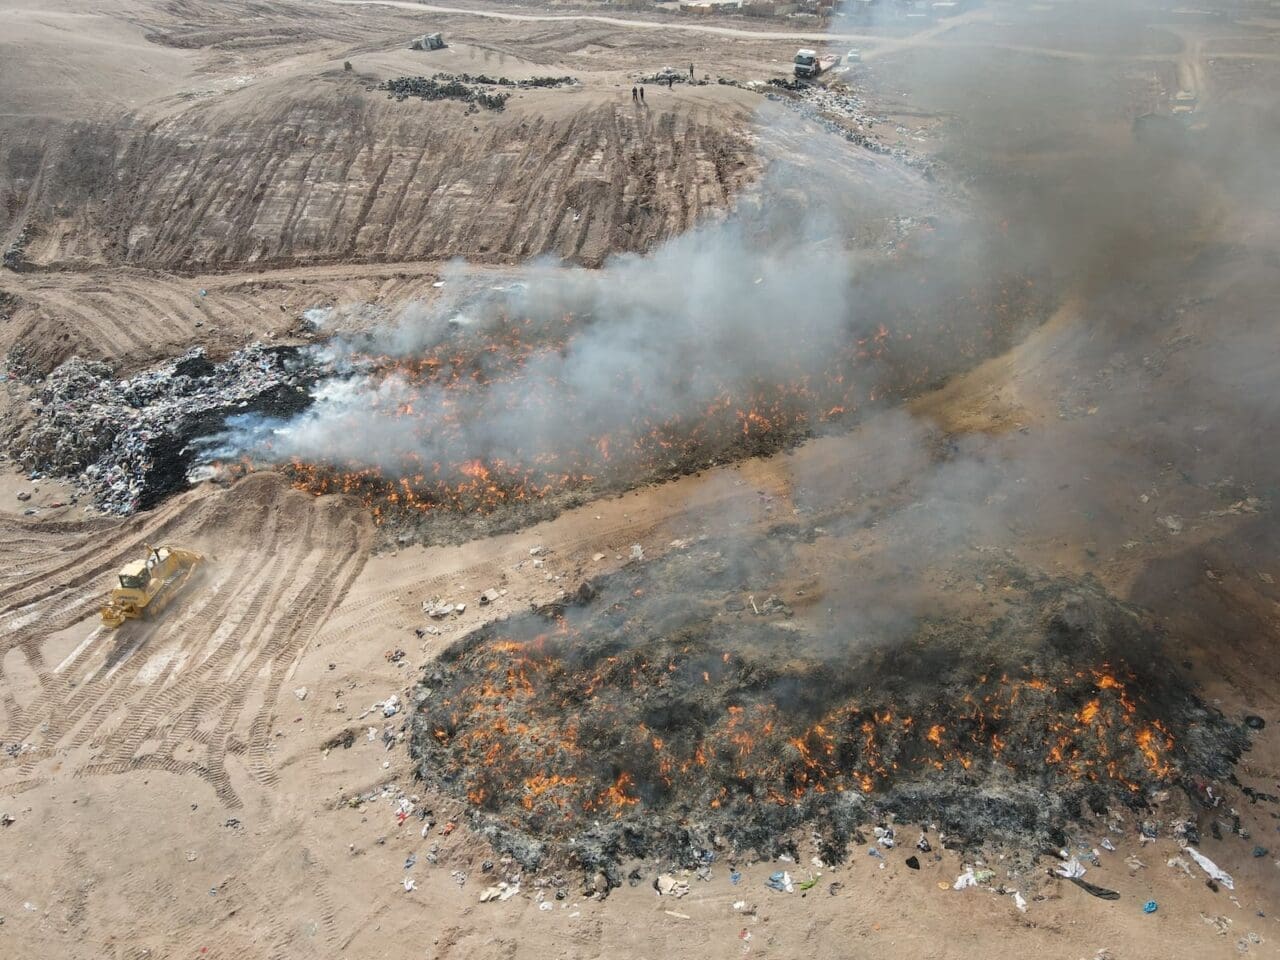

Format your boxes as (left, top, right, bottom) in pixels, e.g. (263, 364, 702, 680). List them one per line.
(378, 73, 577, 110)
(16, 345, 311, 515)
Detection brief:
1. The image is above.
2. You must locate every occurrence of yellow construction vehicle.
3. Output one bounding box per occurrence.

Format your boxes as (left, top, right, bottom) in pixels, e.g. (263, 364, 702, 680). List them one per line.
(101, 544, 203, 628)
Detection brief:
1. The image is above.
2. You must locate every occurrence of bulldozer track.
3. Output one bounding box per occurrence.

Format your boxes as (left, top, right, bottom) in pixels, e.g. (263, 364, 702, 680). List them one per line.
(0, 476, 372, 809)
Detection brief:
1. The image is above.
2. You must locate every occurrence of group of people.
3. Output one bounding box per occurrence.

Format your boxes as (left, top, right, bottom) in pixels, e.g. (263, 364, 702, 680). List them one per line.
(632, 63, 696, 103)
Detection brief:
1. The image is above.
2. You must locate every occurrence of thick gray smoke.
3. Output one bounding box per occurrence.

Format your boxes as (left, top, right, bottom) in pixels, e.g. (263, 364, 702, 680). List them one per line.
(228, 0, 1280, 617)
(257, 216, 858, 466)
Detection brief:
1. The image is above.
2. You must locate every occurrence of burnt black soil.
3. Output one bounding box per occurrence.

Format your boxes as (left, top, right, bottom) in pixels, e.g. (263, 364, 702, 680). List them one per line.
(140, 377, 313, 510)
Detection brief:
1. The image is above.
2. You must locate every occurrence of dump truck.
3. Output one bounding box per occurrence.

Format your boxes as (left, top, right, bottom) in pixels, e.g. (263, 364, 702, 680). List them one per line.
(101, 545, 203, 628)
(794, 49, 839, 80)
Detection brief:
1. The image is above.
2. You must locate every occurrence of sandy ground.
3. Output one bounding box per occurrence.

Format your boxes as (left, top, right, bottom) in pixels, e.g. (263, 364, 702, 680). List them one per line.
(2, 0, 1279, 957)
(2, 342, 1277, 957)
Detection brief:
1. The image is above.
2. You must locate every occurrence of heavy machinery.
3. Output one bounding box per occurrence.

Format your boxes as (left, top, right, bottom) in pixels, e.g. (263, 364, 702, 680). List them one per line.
(101, 545, 203, 628)
(409, 32, 445, 51)
(794, 49, 840, 80)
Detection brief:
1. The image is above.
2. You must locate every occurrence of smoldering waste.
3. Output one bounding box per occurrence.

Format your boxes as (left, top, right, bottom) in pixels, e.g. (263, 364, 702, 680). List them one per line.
(15, 345, 312, 514)
(410, 536, 1247, 872)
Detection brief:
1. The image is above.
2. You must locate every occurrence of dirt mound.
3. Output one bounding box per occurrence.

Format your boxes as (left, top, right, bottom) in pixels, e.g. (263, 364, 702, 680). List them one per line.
(9, 83, 756, 273)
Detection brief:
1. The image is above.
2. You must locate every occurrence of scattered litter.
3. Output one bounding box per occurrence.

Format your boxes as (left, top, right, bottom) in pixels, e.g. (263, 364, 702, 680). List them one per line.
(905, 856, 920, 870)
(423, 600, 460, 619)
(730, 869, 742, 885)
(664, 910, 691, 920)
(1188, 847, 1235, 890)
(1144, 900, 1159, 914)
(1054, 859, 1087, 879)
(1069, 877, 1121, 901)
(404, 854, 416, 870)
(1126, 855, 1147, 871)
(382, 695, 400, 718)
(1013, 891, 1028, 912)
(539, 901, 553, 912)
(796, 876, 819, 891)
(764, 871, 794, 893)
(1203, 913, 1232, 935)
(1101, 838, 1116, 851)
(477, 881, 520, 903)
(1167, 855, 1192, 880)
(293, 686, 308, 701)
(1252, 846, 1269, 858)
(629, 544, 645, 561)
(953, 867, 978, 890)
(402, 876, 416, 892)
(655, 874, 690, 898)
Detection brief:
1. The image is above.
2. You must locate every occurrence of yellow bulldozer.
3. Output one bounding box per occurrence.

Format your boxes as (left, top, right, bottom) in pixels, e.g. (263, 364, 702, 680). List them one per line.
(101, 544, 203, 628)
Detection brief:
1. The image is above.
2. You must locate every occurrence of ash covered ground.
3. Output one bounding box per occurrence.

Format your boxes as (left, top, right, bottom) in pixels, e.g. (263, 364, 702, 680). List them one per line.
(409, 532, 1249, 875)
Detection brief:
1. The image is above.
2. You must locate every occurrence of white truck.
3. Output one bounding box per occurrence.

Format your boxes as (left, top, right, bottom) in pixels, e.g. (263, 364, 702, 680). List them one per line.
(794, 49, 840, 80)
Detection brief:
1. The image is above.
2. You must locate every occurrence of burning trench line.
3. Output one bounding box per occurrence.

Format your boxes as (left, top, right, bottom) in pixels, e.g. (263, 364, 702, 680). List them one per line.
(16, 247, 1042, 521)
(409, 545, 1248, 870)
(250, 276, 1041, 526)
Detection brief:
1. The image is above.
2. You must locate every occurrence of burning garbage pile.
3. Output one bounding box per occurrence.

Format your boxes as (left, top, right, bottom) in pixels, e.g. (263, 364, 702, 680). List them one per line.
(379, 74, 576, 111)
(223, 253, 1039, 535)
(409, 539, 1248, 871)
(14, 345, 312, 514)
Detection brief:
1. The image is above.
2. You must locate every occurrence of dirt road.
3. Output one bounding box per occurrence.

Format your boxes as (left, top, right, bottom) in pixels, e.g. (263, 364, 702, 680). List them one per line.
(320, 0, 1205, 64)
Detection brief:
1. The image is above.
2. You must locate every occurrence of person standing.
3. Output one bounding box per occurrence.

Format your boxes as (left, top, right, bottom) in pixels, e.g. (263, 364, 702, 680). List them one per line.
(639, 85, 645, 104)
(668, 75, 674, 90)
(632, 86, 638, 103)
(689, 62, 694, 80)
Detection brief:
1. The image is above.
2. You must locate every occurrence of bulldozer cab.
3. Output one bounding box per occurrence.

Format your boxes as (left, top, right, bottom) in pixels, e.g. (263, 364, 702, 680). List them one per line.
(118, 561, 151, 592)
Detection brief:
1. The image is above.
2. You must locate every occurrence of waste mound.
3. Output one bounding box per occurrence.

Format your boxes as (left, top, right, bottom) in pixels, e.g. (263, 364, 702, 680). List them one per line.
(410, 538, 1248, 871)
(16, 345, 313, 514)
(378, 74, 575, 111)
